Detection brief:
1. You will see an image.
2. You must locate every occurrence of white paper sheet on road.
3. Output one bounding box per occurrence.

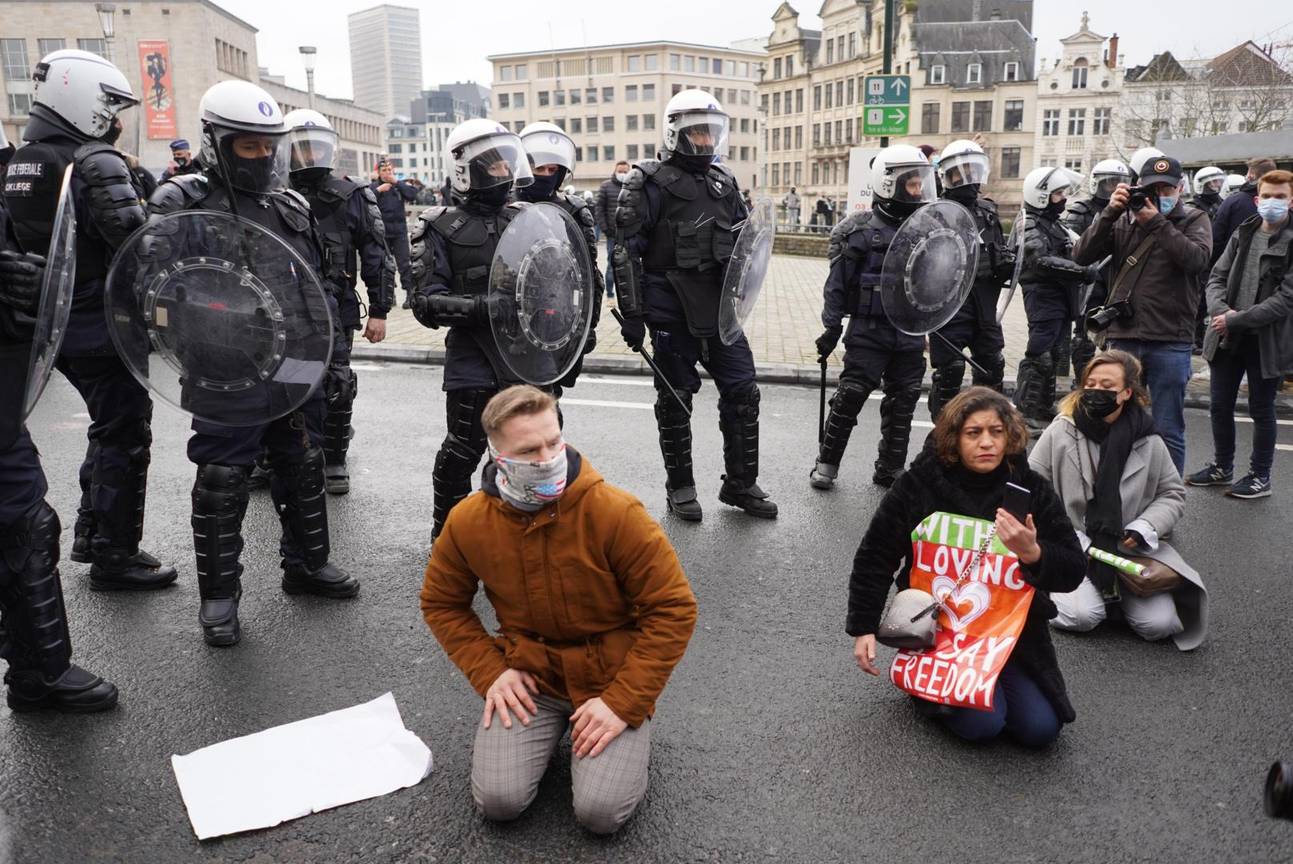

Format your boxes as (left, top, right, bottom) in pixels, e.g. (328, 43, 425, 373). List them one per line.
(171, 692, 433, 840)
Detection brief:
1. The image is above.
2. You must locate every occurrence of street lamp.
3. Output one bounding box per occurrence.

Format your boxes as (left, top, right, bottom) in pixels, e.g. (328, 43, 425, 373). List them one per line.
(299, 46, 317, 110)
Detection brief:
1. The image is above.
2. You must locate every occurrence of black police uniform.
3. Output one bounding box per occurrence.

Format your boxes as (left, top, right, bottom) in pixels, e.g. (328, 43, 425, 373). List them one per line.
(815, 206, 925, 485)
(928, 189, 1010, 419)
(0, 199, 117, 712)
(3, 117, 177, 591)
(291, 171, 396, 491)
(1061, 194, 1110, 384)
(409, 193, 531, 539)
(1188, 191, 1222, 349)
(1014, 204, 1095, 425)
(147, 171, 359, 646)
(614, 156, 776, 520)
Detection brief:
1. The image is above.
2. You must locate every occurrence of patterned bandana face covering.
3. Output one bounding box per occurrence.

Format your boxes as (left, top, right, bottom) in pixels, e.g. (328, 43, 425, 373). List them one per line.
(488, 441, 569, 509)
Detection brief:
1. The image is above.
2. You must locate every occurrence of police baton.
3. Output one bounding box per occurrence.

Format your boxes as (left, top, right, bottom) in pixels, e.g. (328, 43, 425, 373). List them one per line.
(818, 358, 828, 443)
(611, 308, 691, 418)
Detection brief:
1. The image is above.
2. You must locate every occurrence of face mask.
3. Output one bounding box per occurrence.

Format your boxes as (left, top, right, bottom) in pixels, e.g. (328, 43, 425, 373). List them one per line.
(103, 121, 122, 145)
(945, 183, 979, 204)
(232, 156, 276, 192)
(520, 172, 562, 202)
(1257, 198, 1290, 224)
(672, 152, 715, 174)
(1079, 388, 1121, 419)
(488, 442, 568, 510)
(468, 184, 510, 208)
(615, 171, 629, 183)
(1042, 200, 1065, 220)
(1158, 195, 1178, 215)
(175, 155, 189, 167)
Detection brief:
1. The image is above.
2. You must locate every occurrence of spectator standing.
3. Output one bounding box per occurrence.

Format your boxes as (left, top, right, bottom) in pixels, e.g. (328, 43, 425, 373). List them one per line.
(782, 186, 801, 231)
(1188, 169, 1293, 499)
(1211, 158, 1278, 264)
(159, 138, 198, 182)
(595, 160, 629, 299)
(1073, 156, 1212, 475)
(440, 175, 453, 206)
(370, 161, 418, 308)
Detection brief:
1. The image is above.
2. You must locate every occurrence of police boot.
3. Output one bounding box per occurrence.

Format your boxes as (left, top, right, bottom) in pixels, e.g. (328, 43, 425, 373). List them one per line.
(323, 365, 357, 495)
(656, 390, 702, 521)
(928, 359, 966, 423)
(1014, 355, 1054, 433)
(812, 380, 871, 488)
(247, 450, 272, 490)
(1071, 334, 1095, 392)
(88, 443, 178, 591)
(718, 386, 778, 519)
(874, 383, 921, 488)
(69, 442, 98, 563)
(1, 501, 118, 713)
(192, 464, 249, 647)
(271, 447, 360, 599)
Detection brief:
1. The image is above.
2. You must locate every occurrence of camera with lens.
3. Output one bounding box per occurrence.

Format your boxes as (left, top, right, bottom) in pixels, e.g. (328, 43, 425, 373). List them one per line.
(1267, 761, 1293, 821)
(1127, 185, 1154, 211)
(1085, 299, 1134, 333)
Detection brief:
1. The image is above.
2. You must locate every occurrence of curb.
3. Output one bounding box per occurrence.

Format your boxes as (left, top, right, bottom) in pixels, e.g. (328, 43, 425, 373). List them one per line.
(351, 343, 1293, 416)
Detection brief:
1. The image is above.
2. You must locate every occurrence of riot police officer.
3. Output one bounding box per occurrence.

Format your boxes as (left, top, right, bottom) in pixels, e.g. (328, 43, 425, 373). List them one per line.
(1190, 166, 1226, 221)
(2, 49, 177, 592)
(146, 81, 359, 646)
(515, 120, 602, 388)
(0, 139, 118, 713)
(1014, 166, 1097, 431)
(811, 145, 936, 489)
(408, 119, 535, 540)
(285, 109, 396, 495)
(1062, 158, 1129, 386)
(614, 89, 777, 521)
(927, 139, 1010, 420)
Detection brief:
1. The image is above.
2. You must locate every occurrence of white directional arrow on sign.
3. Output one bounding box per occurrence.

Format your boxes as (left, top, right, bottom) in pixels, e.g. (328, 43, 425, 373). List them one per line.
(893, 108, 907, 124)
(892, 78, 907, 96)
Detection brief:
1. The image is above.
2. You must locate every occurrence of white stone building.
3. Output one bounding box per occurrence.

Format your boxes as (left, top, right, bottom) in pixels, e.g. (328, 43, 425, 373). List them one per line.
(1033, 13, 1125, 177)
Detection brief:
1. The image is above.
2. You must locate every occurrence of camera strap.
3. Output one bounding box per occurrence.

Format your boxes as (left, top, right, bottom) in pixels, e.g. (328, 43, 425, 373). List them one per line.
(1107, 232, 1158, 304)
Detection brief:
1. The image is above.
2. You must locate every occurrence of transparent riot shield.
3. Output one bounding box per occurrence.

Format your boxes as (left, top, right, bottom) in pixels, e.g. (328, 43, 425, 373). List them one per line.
(879, 200, 979, 336)
(717, 204, 775, 346)
(23, 163, 76, 417)
(994, 216, 1026, 324)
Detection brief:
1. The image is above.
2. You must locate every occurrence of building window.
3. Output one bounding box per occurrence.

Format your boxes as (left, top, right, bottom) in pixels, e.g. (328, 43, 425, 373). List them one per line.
(37, 38, 65, 56)
(813, 85, 822, 110)
(836, 81, 843, 105)
(772, 92, 781, 116)
(1093, 107, 1111, 136)
(626, 114, 638, 131)
(555, 90, 566, 106)
(1000, 147, 1021, 179)
(826, 40, 834, 65)
(1042, 109, 1060, 136)
(1003, 99, 1023, 131)
(972, 100, 992, 131)
(669, 53, 680, 71)
(638, 83, 654, 102)
(627, 144, 639, 161)
(740, 146, 749, 161)
(673, 83, 684, 97)
(771, 129, 779, 152)
(602, 86, 614, 103)
(602, 116, 615, 132)
(553, 118, 566, 131)
(812, 123, 821, 146)
(1072, 58, 1089, 89)
(848, 33, 857, 58)
(825, 85, 833, 110)
(930, 65, 945, 85)
(644, 114, 655, 130)
(570, 118, 582, 133)
(0, 38, 28, 82)
(795, 89, 803, 113)
(513, 93, 525, 108)
(834, 120, 843, 143)
(569, 89, 581, 105)
(951, 101, 969, 132)
(1004, 62, 1019, 82)
(812, 161, 820, 185)
(603, 145, 615, 161)
(773, 58, 782, 79)
(574, 146, 583, 162)
(626, 85, 638, 102)
(845, 118, 853, 143)
(536, 61, 554, 78)
(794, 163, 803, 186)
(966, 63, 982, 85)
(389, 143, 403, 154)
(627, 55, 641, 73)
(1067, 108, 1086, 136)
(847, 78, 855, 105)
(921, 102, 940, 134)
(500, 65, 514, 82)
(1065, 158, 1083, 172)
(783, 127, 791, 150)
(795, 126, 803, 149)
(515, 64, 528, 80)
(823, 122, 832, 145)
(538, 91, 550, 107)
(684, 55, 696, 73)
(587, 116, 599, 133)
(585, 87, 597, 104)
(785, 56, 794, 77)
(497, 94, 509, 109)
(78, 38, 108, 59)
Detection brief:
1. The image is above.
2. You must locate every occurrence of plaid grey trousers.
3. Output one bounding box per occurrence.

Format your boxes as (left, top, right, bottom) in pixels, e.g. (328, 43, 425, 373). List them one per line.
(470, 692, 651, 834)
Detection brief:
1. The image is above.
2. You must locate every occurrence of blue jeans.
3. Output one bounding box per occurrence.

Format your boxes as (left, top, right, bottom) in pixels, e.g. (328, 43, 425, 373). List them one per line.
(604, 237, 616, 298)
(1208, 335, 1279, 478)
(1108, 339, 1193, 475)
(938, 663, 1061, 748)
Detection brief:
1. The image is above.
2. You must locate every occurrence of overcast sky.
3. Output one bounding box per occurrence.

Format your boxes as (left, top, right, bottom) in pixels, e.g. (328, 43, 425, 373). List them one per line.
(215, 0, 1293, 103)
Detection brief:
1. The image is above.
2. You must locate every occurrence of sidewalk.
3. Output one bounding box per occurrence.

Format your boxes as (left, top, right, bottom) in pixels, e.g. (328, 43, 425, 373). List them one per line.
(360, 254, 1293, 414)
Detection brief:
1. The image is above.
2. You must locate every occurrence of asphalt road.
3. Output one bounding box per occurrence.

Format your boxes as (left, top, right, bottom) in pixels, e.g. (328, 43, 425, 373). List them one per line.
(3, 362, 1292, 864)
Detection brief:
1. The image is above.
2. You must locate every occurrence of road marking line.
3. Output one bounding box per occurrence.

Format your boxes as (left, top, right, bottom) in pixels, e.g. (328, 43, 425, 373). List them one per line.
(913, 420, 934, 428)
(1235, 416, 1293, 426)
(1278, 444, 1293, 452)
(572, 376, 656, 387)
(561, 398, 654, 410)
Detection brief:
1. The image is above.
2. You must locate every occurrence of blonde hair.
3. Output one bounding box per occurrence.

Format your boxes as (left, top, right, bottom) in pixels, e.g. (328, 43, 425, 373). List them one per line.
(1059, 349, 1151, 416)
(481, 385, 558, 437)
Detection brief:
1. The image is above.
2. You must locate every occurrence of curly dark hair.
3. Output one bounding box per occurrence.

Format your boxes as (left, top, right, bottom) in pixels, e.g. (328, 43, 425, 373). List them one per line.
(932, 386, 1030, 465)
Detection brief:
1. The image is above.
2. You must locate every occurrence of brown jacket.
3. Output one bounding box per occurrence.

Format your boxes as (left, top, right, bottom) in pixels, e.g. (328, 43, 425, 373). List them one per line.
(420, 451, 697, 728)
(1073, 201, 1212, 342)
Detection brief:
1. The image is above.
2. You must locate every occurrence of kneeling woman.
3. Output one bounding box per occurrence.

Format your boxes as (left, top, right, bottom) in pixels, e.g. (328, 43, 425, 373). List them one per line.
(1030, 350, 1208, 650)
(847, 388, 1085, 746)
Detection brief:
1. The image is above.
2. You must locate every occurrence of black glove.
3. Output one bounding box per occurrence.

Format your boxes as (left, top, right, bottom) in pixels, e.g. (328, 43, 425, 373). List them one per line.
(815, 325, 843, 361)
(410, 293, 436, 329)
(583, 327, 598, 355)
(0, 251, 46, 315)
(619, 314, 646, 351)
(1085, 265, 1103, 283)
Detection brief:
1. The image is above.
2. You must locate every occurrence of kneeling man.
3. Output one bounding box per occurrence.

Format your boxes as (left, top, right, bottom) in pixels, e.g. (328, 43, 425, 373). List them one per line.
(420, 385, 697, 834)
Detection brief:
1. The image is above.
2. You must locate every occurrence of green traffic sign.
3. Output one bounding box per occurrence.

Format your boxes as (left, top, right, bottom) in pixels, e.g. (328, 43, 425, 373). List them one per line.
(863, 75, 911, 106)
(863, 106, 909, 136)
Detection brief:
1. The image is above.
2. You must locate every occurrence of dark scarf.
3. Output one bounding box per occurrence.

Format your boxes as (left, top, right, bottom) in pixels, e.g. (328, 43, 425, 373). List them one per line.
(1074, 401, 1156, 590)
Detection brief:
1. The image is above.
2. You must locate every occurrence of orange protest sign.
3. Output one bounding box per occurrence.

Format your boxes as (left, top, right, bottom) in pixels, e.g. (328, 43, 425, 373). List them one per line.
(889, 511, 1034, 712)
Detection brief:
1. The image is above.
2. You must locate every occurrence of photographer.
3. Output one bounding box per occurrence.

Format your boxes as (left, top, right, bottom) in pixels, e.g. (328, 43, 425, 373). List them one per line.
(1188, 170, 1293, 500)
(1073, 156, 1212, 476)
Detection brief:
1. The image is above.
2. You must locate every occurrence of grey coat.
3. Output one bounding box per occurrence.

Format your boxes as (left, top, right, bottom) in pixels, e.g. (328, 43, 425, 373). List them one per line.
(1202, 215, 1293, 379)
(1030, 415, 1208, 651)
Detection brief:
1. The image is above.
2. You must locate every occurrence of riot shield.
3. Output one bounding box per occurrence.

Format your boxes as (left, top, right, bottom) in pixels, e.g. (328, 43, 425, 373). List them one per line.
(879, 200, 979, 336)
(106, 210, 334, 426)
(487, 202, 594, 386)
(994, 216, 1027, 324)
(717, 203, 774, 346)
(23, 163, 76, 418)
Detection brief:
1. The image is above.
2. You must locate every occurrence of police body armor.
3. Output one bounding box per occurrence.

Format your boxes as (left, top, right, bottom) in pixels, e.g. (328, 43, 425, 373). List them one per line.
(837, 211, 923, 351)
(294, 174, 393, 327)
(640, 161, 739, 337)
(1061, 196, 1105, 237)
(964, 196, 1009, 321)
(1019, 211, 1086, 295)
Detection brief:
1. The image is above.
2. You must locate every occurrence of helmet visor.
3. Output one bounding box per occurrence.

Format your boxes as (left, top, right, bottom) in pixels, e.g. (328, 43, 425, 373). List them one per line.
(939, 152, 990, 189)
(288, 126, 338, 172)
(1201, 178, 1224, 195)
(892, 163, 939, 205)
(672, 111, 729, 157)
(521, 130, 576, 173)
(461, 133, 533, 189)
(1092, 175, 1124, 198)
(216, 128, 291, 193)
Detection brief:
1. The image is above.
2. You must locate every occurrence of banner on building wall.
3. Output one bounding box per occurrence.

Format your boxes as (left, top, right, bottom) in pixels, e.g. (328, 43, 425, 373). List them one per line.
(137, 40, 177, 140)
(846, 147, 881, 213)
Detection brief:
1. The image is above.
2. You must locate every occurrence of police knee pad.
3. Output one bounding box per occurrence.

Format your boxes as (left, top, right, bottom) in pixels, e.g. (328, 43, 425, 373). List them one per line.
(192, 464, 250, 516)
(654, 388, 693, 425)
(931, 359, 967, 389)
(974, 352, 1006, 385)
(831, 379, 871, 416)
(718, 382, 760, 422)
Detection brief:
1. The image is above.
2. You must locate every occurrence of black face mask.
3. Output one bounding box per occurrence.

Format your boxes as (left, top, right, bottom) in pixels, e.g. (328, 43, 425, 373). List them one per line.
(944, 184, 980, 204)
(0, 144, 14, 167)
(519, 171, 562, 202)
(1079, 388, 1121, 419)
(671, 153, 714, 175)
(468, 184, 510, 209)
(1042, 200, 1066, 220)
(174, 155, 189, 167)
(1197, 190, 1220, 204)
(103, 121, 123, 145)
(232, 156, 275, 193)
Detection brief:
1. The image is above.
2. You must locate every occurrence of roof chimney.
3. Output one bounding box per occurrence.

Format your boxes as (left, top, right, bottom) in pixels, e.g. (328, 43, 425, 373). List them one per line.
(1107, 33, 1119, 69)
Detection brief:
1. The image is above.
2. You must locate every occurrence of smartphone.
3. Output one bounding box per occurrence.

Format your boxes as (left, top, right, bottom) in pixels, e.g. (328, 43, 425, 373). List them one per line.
(1002, 481, 1032, 521)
